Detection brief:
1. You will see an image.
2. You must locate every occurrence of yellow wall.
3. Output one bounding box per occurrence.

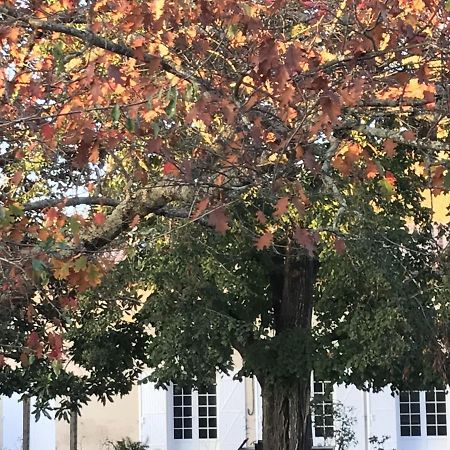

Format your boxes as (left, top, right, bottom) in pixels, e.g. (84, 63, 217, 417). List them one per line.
(55, 386, 139, 450)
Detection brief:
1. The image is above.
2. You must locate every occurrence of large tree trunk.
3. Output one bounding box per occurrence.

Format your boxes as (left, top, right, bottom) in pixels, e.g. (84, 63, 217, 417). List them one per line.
(260, 249, 318, 450)
(262, 378, 313, 450)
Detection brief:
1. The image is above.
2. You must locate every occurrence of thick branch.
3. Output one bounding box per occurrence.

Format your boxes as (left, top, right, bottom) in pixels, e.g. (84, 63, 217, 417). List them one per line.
(24, 196, 120, 211)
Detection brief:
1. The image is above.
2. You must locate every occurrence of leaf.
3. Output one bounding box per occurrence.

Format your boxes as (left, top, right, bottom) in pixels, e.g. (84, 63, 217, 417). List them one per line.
(256, 210, 267, 224)
(192, 198, 209, 220)
(273, 197, 289, 218)
(255, 231, 273, 250)
(152, 0, 165, 19)
(11, 170, 23, 186)
(294, 227, 316, 256)
(73, 255, 87, 273)
(163, 162, 181, 176)
(334, 237, 346, 255)
(208, 207, 229, 235)
(93, 212, 106, 226)
(111, 104, 121, 122)
(402, 130, 416, 141)
(383, 139, 397, 158)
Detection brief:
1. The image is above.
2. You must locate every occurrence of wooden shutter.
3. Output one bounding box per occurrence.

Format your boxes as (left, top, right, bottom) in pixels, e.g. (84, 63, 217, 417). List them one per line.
(140, 380, 169, 450)
(217, 372, 246, 450)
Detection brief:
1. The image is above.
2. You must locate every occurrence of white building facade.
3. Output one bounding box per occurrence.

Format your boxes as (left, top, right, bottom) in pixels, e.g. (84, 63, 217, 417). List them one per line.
(1, 378, 449, 450)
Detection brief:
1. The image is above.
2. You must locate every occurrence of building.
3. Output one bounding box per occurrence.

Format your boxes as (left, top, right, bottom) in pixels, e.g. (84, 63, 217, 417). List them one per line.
(0, 371, 449, 450)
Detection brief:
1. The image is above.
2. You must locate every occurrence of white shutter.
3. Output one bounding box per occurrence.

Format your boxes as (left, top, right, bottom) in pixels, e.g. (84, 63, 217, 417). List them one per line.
(140, 380, 169, 450)
(217, 372, 246, 450)
(334, 384, 366, 450)
(30, 398, 56, 450)
(2, 394, 23, 450)
(369, 387, 398, 450)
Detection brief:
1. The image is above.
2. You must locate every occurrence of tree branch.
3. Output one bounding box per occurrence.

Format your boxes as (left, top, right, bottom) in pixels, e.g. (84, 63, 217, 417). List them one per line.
(24, 196, 120, 211)
(0, 5, 215, 93)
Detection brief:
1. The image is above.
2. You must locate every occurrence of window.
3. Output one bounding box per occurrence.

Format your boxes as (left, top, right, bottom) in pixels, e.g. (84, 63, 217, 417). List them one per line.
(173, 385, 193, 439)
(399, 391, 421, 436)
(426, 389, 447, 436)
(198, 386, 217, 439)
(399, 389, 447, 437)
(313, 381, 334, 438)
(172, 384, 217, 440)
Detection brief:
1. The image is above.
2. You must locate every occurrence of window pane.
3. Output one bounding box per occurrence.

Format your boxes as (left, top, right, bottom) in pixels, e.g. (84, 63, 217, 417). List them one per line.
(209, 429, 217, 439)
(400, 426, 410, 436)
(173, 384, 192, 440)
(426, 388, 446, 436)
(174, 429, 182, 439)
(197, 384, 217, 440)
(438, 426, 447, 436)
(412, 426, 421, 436)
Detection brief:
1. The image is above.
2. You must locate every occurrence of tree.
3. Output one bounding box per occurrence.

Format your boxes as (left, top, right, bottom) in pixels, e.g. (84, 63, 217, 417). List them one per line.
(1, 0, 450, 448)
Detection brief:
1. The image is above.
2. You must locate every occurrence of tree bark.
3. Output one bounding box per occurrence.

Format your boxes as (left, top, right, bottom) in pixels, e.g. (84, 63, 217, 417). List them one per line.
(262, 379, 313, 450)
(261, 249, 318, 450)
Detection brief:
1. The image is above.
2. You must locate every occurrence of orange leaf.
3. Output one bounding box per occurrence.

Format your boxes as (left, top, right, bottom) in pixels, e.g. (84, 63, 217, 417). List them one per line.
(383, 139, 397, 157)
(163, 162, 181, 176)
(11, 170, 23, 186)
(93, 212, 106, 226)
(255, 231, 273, 250)
(294, 227, 316, 256)
(256, 210, 267, 224)
(208, 207, 229, 235)
(273, 197, 289, 218)
(402, 130, 416, 141)
(334, 237, 346, 255)
(192, 198, 209, 220)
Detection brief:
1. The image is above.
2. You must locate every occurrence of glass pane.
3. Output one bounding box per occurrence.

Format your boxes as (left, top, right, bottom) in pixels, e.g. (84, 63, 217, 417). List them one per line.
(199, 396, 207, 405)
(184, 418, 192, 428)
(400, 404, 409, 413)
(174, 418, 182, 428)
(438, 426, 447, 436)
(427, 414, 436, 424)
(411, 392, 420, 402)
(209, 429, 217, 439)
(400, 426, 410, 436)
(426, 403, 435, 413)
(174, 429, 182, 439)
(437, 392, 446, 402)
(199, 407, 207, 416)
(183, 407, 192, 417)
(199, 418, 207, 428)
(174, 407, 182, 417)
(411, 414, 420, 425)
(209, 407, 217, 416)
(412, 426, 421, 436)
(184, 396, 192, 406)
(411, 403, 420, 413)
(438, 415, 446, 425)
(184, 429, 192, 439)
(199, 429, 207, 439)
(426, 391, 435, 402)
(427, 426, 437, 436)
(209, 418, 217, 427)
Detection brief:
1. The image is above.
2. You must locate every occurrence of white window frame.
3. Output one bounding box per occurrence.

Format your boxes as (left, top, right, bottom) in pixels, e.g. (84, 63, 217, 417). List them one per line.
(169, 384, 218, 449)
(312, 379, 335, 449)
(398, 389, 449, 440)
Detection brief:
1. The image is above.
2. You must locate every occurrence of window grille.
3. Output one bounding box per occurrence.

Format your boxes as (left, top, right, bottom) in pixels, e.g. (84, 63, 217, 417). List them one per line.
(399, 391, 421, 436)
(173, 385, 193, 439)
(426, 389, 447, 436)
(198, 385, 217, 439)
(313, 381, 334, 438)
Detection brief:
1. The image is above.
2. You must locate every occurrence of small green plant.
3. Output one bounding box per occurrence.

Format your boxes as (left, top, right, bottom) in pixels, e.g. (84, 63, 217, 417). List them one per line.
(369, 435, 394, 450)
(111, 437, 148, 450)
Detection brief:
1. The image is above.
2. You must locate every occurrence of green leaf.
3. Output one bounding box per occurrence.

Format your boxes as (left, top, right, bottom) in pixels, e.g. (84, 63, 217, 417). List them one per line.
(32, 258, 47, 274)
(111, 104, 121, 122)
(446, 0, 450, 11)
(9, 204, 24, 217)
(73, 256, 87, 273)
(444, 170, 450, 190)
(126, 117, 136, 133)
(52, 359, 61, 376)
